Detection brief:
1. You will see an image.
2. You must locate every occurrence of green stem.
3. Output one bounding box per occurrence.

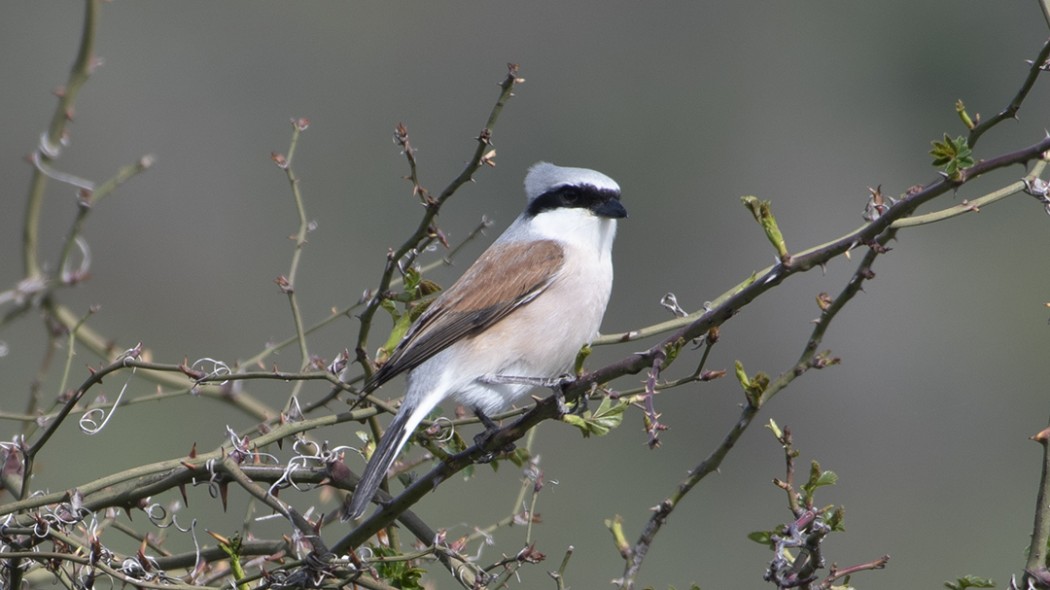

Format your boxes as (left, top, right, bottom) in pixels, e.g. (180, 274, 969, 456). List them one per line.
(23, 0, 100, 278)
(1023, 421, 1050, 583)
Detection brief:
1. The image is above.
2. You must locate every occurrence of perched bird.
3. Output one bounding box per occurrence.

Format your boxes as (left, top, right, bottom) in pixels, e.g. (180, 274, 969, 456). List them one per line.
(344, 162, 626, 519)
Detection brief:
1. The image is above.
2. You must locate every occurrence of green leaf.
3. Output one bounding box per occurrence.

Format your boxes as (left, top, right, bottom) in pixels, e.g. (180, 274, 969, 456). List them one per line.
(766, 418, 783, 440)
(505, 446, 532, 467)
(377, 308, 415, 362)
(486, 447, 533, 472)
(929, 133, 974, 179)
(562, 396, 628, 437)
(740, 196, 789, 260)
(826, 505, 846, 532)
(802, 461, 838, 497)
(370, 545, 426, 589)
(402, 265, 422, 291)
(734, 360, 768, 407)
(944, 575, 995, 589)
(747, 530, 776, 548)
(811, 470, 839, 489)
(956, 99, 976, 130)
(375, 285, 438, 363)
(734, 360, 750, 389)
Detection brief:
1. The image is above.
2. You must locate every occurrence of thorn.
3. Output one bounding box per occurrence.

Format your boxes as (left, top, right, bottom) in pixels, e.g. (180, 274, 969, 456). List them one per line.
(1031, 425, 1050, 443)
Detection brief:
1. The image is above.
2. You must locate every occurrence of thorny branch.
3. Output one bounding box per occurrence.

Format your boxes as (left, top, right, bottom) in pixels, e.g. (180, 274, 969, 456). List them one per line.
(763, 426, 889, 590)
(330, 42, 1050, 587)
(1023, 423, 1050, 588)
(4, 3, 1050, 590)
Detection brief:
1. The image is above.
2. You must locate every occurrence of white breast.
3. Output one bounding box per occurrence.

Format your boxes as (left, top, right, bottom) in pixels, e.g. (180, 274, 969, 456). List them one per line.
(419, 216, 617, 414)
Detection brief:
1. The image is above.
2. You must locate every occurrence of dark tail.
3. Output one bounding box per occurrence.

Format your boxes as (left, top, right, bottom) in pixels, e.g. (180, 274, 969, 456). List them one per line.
(342, 404, 417, 520)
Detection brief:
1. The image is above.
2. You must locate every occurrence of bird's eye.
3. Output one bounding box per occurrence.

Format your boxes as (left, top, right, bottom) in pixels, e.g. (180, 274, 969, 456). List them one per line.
(562, 188, 580, 204)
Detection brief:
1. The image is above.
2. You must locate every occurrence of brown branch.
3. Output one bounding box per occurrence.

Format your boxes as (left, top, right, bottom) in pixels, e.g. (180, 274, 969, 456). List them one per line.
(330, 132, 1050, 563)
(968, 37, 1050, 147)
(818, 556, 890, 589)
(617, 240, 879, 589)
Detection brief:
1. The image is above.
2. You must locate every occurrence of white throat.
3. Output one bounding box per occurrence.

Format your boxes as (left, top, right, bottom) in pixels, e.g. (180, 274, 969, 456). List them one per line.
(500, 208, 617, 261)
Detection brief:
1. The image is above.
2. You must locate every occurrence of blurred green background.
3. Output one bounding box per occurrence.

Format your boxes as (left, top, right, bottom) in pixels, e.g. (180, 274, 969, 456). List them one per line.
(2, 2, 1050, 588)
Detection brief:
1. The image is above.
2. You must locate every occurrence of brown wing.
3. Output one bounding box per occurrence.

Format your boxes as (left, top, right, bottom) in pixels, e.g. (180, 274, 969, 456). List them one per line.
(365, 240, 565, 390)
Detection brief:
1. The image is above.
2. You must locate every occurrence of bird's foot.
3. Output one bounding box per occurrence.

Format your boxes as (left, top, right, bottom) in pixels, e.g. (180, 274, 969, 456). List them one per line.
(478, 373, 583, 416)
(472, 408, 516, 463)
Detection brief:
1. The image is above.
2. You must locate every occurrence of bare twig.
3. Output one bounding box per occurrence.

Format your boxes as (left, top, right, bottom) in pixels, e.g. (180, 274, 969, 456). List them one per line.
(818, 556, 890, 589)
(968, 37, 1050, 147)
(273, 117, 314, 375)
(22, 0, 101, 279)
(353, 64, 523, 380)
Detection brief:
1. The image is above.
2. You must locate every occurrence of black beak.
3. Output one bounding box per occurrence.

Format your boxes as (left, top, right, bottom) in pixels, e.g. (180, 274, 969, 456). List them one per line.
(595, 197, 627, 219)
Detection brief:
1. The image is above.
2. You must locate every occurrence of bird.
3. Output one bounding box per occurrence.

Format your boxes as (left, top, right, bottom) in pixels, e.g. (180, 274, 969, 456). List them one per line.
(343, 162, 626, 520)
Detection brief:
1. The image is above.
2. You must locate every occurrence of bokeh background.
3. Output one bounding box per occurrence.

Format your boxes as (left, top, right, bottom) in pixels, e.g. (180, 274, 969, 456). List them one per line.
(2, 2, 1050, 588)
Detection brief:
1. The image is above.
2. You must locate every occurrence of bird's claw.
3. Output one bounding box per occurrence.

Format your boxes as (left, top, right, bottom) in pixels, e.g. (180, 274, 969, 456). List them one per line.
(473, 408, 515, 462)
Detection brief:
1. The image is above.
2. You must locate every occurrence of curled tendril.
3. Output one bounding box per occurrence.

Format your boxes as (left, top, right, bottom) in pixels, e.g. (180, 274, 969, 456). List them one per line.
(0, 513, 14, 533)
(291, 436, 319, 457)
(430, 416, 456, 443)
(44, 501, 84, 526)
(267, 441, 353, 496)
(144, 503, 196, 533)
(79, 367, 135, 435)
(199, 465, 226, 502)
(185, 518, 202, 577)
(225, 426, 252, 463)
(118, 344, 143, 364)
(268, 456, 310, 496)
(266, 569, 292, 588)
(191, 357, 232, 386)
(60, 236, 92, 284)
(222, 426, 279, 466)
(32, 518, 50, 538)
(169, 513, 193, 534)
(286, 396, 305, 422)
(30, 149, 93, 189)
(120, 557, 151, 580)
(144, 503, 169, 526)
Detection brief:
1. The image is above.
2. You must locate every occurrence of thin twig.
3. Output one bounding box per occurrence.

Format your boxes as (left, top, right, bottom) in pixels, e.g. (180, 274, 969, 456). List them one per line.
(616, 237, 881, 589)
(275, 118, 313, 376)
(968, 37, 1050, 147)
(818, 556, 890, 589)
(353, 65, 522, 379)
(22, 0, 101, 279)
(54, 155, 154, 285)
